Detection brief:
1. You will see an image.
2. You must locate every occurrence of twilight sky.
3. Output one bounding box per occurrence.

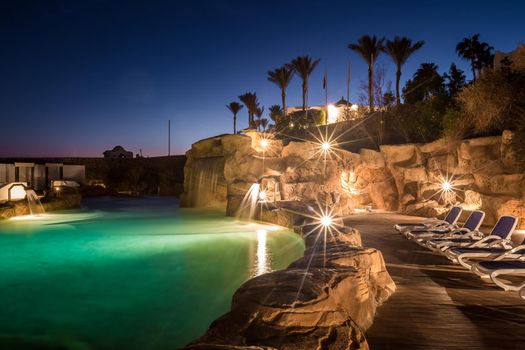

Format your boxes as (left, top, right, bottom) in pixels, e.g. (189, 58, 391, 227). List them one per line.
(1, 0, 524, 157)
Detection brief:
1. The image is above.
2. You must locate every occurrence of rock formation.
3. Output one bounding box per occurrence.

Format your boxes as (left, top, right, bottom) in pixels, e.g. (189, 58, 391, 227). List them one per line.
(182, 130, 525, 228)
(182, 221, 395, 349)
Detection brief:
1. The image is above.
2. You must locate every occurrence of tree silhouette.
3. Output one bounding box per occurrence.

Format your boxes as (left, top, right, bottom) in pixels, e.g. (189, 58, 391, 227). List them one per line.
(260, 118, 269, 132)
(267, 65, 294, 119)
(290, 56, 320, 112)
(456, 34, 494, 81)
(383, 36, 424, 104)
(444, 63, 466, 97)
(238, 92, 259, 129)
(348, 35, 384, 111)
(254, 106, 265, 131)
(226, 101, 243, 134)
(402, 63, 445, 104)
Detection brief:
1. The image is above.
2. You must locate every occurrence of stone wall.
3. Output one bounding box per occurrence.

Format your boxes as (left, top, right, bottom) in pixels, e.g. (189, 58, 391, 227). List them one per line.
(379, 130, 524, 228)
(182, 130, 525, 228)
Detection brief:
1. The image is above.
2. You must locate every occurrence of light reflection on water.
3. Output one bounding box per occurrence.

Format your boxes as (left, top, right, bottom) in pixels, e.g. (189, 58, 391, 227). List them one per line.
(0, 197, 304, 350)
(252, 229, 272, 277)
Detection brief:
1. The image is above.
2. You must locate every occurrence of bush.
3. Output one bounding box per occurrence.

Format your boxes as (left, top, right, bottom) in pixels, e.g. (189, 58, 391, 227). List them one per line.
(288, 109, 326, 128)
(387, 95, 452, 143)
(449, 68, 525, 138)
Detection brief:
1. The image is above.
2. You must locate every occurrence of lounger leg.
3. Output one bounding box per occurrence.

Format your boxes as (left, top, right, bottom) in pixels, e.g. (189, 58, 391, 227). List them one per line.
(490, 270, 525, 292)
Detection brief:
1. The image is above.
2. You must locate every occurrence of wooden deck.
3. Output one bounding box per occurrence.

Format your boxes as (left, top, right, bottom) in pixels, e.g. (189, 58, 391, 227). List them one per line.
(343, 213, 525, 350)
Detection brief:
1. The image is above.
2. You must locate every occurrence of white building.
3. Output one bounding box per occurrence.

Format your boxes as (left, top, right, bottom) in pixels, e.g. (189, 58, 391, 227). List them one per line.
(286, 99, 365, 124)
(0, 162, 85, 202)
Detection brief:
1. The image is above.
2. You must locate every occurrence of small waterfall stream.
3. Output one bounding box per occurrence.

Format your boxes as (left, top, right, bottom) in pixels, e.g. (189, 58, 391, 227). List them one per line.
(187, 157, 225, 207)
(26, 189, 45, 215)
(236, 183, 261, 221)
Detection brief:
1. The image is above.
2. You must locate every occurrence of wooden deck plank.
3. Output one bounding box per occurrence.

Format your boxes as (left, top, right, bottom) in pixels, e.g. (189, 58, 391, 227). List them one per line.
(343, 213, 525, 350)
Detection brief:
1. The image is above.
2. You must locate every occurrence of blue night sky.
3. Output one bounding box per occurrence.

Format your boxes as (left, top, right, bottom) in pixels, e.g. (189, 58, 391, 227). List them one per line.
(1, 0, 524, 157)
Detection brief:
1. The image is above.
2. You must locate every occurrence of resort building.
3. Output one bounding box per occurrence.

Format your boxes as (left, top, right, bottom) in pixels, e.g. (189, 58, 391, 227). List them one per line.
(0, 162, 85, 202)
(286, 98, 366, 124)
(103, 145, 134, 158)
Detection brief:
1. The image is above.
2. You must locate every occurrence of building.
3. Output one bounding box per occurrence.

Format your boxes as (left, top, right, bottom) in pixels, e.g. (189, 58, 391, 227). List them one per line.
(103, 145, 133, 158)
(286, 98, 364, 125)
(0, 162, 85, 202)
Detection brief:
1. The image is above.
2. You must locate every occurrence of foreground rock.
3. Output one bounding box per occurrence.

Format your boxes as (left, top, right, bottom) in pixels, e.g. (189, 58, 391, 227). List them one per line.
(182, 223, 394, 349)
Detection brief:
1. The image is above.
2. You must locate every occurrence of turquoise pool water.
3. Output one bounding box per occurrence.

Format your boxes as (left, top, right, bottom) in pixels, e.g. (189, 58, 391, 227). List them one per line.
(0, 197, 305, 349)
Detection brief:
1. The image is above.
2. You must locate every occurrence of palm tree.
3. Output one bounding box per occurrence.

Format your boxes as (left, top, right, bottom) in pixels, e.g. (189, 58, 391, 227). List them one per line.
(348, 35, 384, 111)
(456, 34, 493, 81)
(383, 36, 424, 104)
(238, 92, 259, 129)
(456, 34, 481, 81)
(226, 102, 243, 134)
(260, 118, 269, 132)
(290, 56, 320, 112)
(254, 106, 264, 131)
(268, 105, 283, 123)
(267, 65, 294, 119)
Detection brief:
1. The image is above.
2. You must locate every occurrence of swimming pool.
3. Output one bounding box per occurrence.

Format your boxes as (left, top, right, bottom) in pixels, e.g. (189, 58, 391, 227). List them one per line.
(0, 197, 305, 349)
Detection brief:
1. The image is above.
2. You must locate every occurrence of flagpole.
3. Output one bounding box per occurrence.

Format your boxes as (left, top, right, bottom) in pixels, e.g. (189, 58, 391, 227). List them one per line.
(324, 68, 328, 125)
(168, 119, 171, 156)
(346, 62, 350, 117)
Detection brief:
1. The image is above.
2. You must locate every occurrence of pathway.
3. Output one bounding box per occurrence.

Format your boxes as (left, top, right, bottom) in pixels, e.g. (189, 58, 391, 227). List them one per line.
(343, 213, 525, 350)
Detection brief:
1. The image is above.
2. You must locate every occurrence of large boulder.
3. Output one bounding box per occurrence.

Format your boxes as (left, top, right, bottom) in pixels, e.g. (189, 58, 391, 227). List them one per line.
(480, 194, 525, 228)
(182, 212, 395, 350)
(359, 148, 385, 168)
(457, 136, 504, 174)
(224, 156, 284, 183)
(380, 144, 421, 167)
(281, 141, 319, 160)
(184, 268, 369, 350)
(419, 137, 457, 156)
(500, 130, 521, 171)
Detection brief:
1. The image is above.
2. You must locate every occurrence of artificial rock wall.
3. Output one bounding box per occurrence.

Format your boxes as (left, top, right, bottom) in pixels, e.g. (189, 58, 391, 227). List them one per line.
(181, 130, 525, 228)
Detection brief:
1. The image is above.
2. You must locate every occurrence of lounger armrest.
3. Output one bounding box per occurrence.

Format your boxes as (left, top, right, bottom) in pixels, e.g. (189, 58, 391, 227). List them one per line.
(508, 244, 525, 254)
(441, 229, 478, 239)
(494, 246, 525, 260)
(445, 227, 468, 236)
(491, 269, 525, 292)
(452, 230, 482, 239)
(457, 252, 487, 269)
(469, 235, 502, 247)
(486, 239, 514, 249)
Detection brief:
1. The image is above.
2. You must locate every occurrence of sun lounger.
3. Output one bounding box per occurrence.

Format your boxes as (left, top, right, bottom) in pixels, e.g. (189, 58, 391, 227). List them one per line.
(425, 215, 518, 252)
(394, 206, 462, 234)
(406, 210, 485, 244)
(470, 259, 525, 298)
(446, 240, 525, 268)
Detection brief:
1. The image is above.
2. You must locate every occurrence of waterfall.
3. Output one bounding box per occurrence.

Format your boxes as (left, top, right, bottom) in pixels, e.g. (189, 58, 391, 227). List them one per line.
(236, 183, 260, 221)
(26, 189, 45, 215)
(187, 157, 226, 207)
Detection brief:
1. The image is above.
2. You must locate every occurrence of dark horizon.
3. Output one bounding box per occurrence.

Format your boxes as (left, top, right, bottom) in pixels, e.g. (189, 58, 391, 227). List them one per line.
(1, 0, 524, 157)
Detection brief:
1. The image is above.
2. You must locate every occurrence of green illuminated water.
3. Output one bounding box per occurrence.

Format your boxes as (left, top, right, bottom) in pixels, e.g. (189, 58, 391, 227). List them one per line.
(0, 197, 304, 350)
